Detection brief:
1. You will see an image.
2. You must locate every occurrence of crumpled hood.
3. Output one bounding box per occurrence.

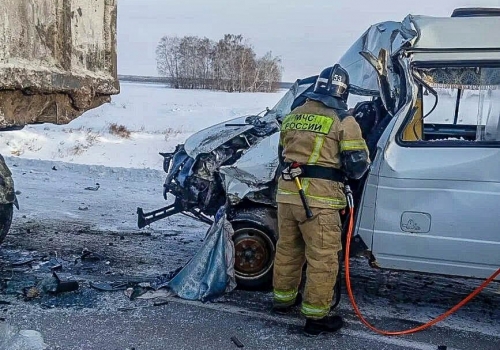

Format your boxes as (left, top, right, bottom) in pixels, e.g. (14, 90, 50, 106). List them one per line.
(184, 116, 254, 158)
(219, 132, 280, 205)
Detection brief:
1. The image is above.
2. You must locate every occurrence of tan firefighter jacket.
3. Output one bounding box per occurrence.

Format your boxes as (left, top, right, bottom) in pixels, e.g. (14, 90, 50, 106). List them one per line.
(276, 99, 370, 209)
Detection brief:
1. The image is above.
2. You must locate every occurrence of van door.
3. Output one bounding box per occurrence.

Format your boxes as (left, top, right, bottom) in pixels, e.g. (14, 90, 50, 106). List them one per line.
(368, 65, 500, 279)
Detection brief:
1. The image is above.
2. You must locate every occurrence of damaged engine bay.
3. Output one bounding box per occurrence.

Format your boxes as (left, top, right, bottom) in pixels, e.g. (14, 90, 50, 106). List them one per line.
(162, 115, 280, 221)
(137, 78, 317, 288)
(136, 75, 387, 289)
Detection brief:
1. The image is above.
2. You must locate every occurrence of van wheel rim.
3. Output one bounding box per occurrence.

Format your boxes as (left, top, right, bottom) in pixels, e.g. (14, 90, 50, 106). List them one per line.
(233, 227, 274, 280)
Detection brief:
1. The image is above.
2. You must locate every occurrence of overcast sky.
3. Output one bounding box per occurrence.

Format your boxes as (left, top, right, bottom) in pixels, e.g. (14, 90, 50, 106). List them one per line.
(117, 0, 500, 81)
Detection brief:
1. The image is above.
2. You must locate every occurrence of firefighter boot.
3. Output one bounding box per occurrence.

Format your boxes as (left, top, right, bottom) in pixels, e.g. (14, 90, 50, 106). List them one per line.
(303, 315, 344, 336)
(271, 293, 302, 315)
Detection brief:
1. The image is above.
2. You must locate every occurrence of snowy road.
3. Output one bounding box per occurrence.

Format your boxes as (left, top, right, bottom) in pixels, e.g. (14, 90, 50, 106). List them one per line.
(0, 157, 498, 350)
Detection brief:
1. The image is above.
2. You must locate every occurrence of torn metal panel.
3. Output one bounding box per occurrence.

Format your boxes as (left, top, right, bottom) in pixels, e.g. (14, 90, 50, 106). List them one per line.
(0, 0, 119, 128)
(338, 19, 417, 96)
(184, 116, 253, 158)
(220, 132, 280, 204)
(337, 18, 417, 114)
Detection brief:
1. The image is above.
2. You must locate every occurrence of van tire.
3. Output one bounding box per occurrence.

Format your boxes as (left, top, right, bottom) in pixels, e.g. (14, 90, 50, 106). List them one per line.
(229, 206, 278, 290)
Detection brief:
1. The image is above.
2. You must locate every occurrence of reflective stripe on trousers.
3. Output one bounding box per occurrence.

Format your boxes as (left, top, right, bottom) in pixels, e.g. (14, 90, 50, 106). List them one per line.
(273, 288, 298, 305)
(301, 302, 330, 319)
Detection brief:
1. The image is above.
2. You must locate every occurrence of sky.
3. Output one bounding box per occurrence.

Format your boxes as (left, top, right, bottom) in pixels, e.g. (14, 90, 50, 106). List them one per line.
(117, 0, 500, 82)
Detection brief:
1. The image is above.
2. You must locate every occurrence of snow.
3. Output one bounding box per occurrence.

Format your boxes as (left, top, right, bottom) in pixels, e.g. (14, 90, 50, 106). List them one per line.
(0, 82, 284, 170)
(0, 81, 496, 171)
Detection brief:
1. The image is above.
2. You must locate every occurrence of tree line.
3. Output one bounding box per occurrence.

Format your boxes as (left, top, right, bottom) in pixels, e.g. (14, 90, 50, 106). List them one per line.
(155, 34, 283, 92)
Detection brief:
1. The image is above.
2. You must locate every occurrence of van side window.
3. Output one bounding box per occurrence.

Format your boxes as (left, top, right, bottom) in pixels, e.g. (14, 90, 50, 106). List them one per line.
(399, 67, 500, 145)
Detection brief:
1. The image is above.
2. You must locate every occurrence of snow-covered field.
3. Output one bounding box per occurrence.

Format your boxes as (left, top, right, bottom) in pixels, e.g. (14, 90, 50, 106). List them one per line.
(0, 82, 284, 170)
(1, 82, 495, 171)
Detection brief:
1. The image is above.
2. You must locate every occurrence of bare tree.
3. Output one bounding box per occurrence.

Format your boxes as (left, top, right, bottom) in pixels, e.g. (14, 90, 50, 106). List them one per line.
(155, 34, 282, 92)
(257, 51, 283, 92)
(156, 36, 182, 88)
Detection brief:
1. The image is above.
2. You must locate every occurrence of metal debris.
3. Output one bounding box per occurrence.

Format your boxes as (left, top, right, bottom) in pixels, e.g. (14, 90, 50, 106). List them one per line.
(125, 286, 148, 300)
(117, 307, 136, 312)
(80, 249, 104, 262)
(230, 336, 244, 348)
(51, 264, 63, 272)
(89, 282, 128, 292)
(51, 272, 79, 294)
(23, 272, 80, 298)
(84, 183, 100, 191)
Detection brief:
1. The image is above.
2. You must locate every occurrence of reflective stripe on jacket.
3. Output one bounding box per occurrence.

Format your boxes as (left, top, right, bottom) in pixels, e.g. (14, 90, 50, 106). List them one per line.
(276, 99, 368, 209)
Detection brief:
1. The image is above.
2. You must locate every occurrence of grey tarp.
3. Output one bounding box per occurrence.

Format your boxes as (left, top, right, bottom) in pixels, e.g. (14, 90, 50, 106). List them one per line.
(160, 206, 236, 302)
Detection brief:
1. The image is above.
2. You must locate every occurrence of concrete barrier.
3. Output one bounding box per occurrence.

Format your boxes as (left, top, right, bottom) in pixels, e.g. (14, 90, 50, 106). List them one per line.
(0, 0, 119, 129)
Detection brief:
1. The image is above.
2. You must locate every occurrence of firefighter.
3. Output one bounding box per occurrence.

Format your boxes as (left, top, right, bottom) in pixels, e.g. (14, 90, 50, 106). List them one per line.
(272, 64, 370, 336)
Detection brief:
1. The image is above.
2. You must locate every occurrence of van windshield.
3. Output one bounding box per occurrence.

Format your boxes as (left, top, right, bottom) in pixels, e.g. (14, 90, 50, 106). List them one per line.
(266, 81, 314, 119)
(413, 66, 500, 142)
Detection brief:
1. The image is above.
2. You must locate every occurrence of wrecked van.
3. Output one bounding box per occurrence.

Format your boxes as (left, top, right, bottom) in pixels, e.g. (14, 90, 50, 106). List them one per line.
(138, 8, 500, 288)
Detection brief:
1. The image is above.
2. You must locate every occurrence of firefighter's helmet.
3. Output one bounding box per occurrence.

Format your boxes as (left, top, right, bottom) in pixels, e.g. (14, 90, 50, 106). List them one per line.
(304, 64, 349, 110)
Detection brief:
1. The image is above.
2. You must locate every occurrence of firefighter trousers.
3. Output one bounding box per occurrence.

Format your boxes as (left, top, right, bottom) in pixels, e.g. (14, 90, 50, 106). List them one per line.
(273, 202, 342, 319)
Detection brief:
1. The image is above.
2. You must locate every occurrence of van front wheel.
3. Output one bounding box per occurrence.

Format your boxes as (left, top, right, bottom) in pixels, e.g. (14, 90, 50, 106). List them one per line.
(230, 207, 278, 290)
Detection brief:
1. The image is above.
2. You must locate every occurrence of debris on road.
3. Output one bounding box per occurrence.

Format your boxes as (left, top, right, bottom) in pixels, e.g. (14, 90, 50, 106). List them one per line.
(159, 206, 236, 302)
(0, 321, 47, 350)
(153, 300, 169, 307)
(84, 183, 100, 191)
(90, 282, 128, 292)
(79, 249, 104, 262)
(127, 288, 172, 300)
(125, 286, 148, 300)
(230, 336, 244, 348)
(21, 272, 79, 300)
(50, 264, 63, 272)
(51, 272, 79, 294)
(11, 258, 35, 267)
(23, 287, 40, 300)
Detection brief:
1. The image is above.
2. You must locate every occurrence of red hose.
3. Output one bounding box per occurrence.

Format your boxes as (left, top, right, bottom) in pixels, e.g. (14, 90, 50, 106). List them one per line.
(344, 206, 500, 336)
